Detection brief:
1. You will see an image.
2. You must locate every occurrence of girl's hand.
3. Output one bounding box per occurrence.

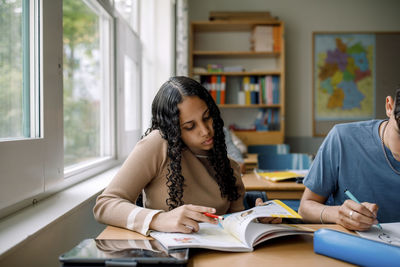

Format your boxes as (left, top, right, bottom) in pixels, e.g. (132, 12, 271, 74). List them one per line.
(254, 198, 282, 224)
(149, 204, 219, 233)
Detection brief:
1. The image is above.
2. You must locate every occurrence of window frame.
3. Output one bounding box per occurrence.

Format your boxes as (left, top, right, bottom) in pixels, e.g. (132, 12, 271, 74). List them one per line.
(63, 0, 116, 178)
(0, 0, 128, 219)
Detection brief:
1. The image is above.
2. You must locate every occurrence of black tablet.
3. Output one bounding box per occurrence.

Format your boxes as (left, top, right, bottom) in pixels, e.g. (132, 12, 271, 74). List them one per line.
(59, 239, 189, 266)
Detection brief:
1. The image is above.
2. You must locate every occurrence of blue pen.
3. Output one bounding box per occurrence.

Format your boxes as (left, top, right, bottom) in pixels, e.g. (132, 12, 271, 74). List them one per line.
(344, 189, 382, 229)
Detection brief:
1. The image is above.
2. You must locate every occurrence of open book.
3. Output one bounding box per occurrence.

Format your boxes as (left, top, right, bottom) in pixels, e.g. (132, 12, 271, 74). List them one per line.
(254, 168, 308, 182)
(150, 200, 313, 252)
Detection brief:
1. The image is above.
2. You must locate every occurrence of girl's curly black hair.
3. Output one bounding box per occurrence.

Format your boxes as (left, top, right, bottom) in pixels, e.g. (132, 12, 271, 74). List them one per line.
(144, 76, 240, 210)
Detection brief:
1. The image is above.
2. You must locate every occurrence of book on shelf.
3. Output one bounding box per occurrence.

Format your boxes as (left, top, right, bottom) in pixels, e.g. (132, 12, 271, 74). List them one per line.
(195, 65, 245, 73)
(254, 169, 308, 183)
(223, 65, 244, 72)
(230, 124, 257, 131)
(150, 200, 312, 252)
(243, 76, 251, 105)
(273, 26, 282, 52)
(259, 76, 266, 104)
(207, 64, 223, 73)
(254, 109, 280, 131)
(242, 76, 261, 105)
(228, 109, 280, 132)
(210, 75, 217, 101)
(238, 91, 245, 105)
(251, 25, 282, 52)
(220, 75, 226, 104)
(193, 67, 207, 73)
(201, 75, 226, 105)
(238, 75, 279, 105)
(252, 26, 273, 52)
(262, 75, 280, 104)
(216, 76, 221, 104)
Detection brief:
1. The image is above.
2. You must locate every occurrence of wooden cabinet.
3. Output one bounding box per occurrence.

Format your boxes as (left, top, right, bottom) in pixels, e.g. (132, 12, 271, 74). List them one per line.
(189, 20, 285, 145)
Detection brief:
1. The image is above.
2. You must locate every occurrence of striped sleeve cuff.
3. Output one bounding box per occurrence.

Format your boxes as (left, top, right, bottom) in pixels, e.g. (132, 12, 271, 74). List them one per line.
(126, 207, 163, 236)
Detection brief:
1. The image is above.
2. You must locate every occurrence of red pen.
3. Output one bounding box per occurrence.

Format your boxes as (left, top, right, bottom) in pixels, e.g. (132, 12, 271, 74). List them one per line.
(203, 212, 224, 220)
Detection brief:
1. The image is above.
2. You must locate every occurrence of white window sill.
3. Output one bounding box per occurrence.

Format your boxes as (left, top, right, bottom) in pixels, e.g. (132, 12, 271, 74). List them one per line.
(0, 166, 119, 259)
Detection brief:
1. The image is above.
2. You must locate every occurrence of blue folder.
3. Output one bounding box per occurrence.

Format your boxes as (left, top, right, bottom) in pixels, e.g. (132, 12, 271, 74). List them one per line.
(314, 228, 400, 267)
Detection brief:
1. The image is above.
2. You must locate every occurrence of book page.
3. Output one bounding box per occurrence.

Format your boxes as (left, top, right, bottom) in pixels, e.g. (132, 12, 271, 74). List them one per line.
(150, 223, 250, 252)
(221, 199, 303, 244)
(356, 222, 400, 247)
(245, 223, 313, 247)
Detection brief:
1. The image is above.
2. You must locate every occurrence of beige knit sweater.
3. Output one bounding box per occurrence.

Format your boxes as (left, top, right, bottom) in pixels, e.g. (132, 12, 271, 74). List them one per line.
(93, 130, 245, 235)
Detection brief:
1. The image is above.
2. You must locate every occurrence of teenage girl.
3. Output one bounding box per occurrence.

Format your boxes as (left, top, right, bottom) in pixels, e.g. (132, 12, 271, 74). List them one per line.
(94, 76, 280, 235)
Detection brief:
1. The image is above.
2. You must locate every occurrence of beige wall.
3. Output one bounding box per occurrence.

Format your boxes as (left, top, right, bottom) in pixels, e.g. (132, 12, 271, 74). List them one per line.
(188, 0, 400, 140)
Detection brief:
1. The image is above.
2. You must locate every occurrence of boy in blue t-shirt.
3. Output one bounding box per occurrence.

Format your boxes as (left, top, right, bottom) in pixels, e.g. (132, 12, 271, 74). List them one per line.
(299, 89, 400, 231)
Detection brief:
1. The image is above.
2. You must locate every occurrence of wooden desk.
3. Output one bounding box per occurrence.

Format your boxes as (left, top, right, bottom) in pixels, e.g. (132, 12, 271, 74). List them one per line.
(242, 172, 305, 199)
(97, 225, 355, 267)
(243, 153, 258, 173)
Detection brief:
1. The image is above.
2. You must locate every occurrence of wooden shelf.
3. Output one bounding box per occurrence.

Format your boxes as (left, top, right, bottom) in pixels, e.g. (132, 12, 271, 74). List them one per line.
(218, 104, 280, 108)
(194, 71, 281, 76)
(190, 19, 285, 145)
(193, 51, 280, 57)
(192, 20, 281, 32)
(233, 130, 284, 145)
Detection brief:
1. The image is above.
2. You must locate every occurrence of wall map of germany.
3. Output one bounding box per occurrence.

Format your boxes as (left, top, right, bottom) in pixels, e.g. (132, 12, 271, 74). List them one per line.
(314, 34, 375, 120)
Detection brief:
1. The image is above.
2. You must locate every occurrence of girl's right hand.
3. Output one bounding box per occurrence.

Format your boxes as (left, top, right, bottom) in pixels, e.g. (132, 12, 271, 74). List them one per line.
(149, 204, 219, 233)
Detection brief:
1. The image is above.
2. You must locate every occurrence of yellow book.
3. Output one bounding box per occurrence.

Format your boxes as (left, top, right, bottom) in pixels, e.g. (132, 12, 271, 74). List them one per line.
(243, 76, 251, 105)
(254, 169, 307, 182)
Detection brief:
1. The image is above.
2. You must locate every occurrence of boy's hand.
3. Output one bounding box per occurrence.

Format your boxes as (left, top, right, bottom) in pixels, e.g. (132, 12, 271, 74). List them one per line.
(338, 200, 379, 231)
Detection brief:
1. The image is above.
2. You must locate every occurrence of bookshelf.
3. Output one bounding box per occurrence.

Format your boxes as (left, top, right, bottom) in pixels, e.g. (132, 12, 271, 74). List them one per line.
(189, 20, 285, 145)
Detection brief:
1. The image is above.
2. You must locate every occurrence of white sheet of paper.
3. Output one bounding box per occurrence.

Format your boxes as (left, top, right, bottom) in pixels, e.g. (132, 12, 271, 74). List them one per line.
(356, 222, 400, 247)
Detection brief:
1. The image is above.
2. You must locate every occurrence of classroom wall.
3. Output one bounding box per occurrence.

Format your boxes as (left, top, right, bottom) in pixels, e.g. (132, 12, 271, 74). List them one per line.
(0, 197, 105, 267)
(188, 0, 400, 154)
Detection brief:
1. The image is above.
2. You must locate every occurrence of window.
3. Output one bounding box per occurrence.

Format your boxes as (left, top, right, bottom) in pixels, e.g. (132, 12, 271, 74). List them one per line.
(0, 0, 173, 220)
(0, 0, 122, 219)
(63, 0, 113, 172)
(115, 15, 142, 158)
(0, 0, 39, 140)
(0, 0, 43, 217)
(114, 0, 139, 32)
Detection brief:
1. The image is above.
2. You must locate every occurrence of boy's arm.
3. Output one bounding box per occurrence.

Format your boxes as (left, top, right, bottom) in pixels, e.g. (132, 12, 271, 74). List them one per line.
(299, 188, 332, 223)
(299, 188, 378, 231)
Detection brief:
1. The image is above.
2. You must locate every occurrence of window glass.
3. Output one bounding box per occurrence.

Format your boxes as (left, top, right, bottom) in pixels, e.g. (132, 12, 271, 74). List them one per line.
(0, 0, 27, 139)
(114, 0, 138, 32)
(63, 0, 110, 167)
(124, 55, 139, 131)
